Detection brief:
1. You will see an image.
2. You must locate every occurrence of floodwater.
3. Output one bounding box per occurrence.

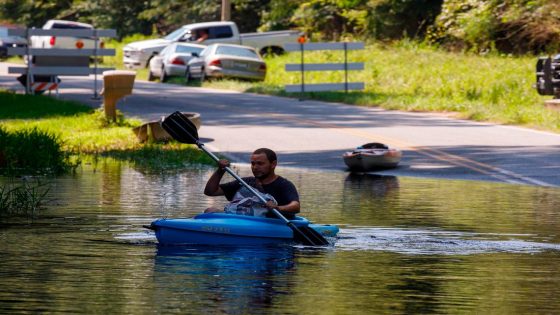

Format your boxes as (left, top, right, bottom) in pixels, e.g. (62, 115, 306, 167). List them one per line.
(1, 159, 560, 314)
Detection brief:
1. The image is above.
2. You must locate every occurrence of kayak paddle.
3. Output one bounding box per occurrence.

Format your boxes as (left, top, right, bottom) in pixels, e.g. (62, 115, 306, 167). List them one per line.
(160, 111, 329, 246)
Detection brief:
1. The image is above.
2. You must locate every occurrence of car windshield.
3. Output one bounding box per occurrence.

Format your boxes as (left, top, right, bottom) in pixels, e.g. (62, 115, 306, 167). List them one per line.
(176, 45, 203, 54)
(165, 27, 188, 41)
(215, 46, 258, 58)
(0, 28, 25, 40)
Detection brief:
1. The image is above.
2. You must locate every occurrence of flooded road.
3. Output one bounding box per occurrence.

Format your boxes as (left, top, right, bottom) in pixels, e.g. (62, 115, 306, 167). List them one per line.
(1, 160, 560, 313)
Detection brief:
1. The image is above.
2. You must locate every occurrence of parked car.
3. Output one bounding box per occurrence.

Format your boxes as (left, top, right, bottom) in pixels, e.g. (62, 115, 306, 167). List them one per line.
(30, 20, 103, 50)
(148, 43, 205, 82)
(0, 26, 27, 59)
(123, 21, 301, 69)
(186, 43, 266, 82)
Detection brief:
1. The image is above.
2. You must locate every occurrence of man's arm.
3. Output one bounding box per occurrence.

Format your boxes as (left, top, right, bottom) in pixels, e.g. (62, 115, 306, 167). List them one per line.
(204, 160, 229, 196)
(266, 200, 300, 213)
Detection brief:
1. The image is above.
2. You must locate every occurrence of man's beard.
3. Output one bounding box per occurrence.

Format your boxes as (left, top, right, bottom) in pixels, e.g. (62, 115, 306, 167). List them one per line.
(254, 171, 269, 180)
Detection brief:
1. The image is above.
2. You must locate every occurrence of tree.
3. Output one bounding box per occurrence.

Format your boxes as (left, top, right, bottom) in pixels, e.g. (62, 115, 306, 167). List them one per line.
(0, 0, 73, 27)
(429, 0, 560, 54)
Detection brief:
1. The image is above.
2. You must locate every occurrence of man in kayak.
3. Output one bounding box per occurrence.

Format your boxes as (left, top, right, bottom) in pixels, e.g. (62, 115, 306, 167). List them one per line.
(204, 148, 300, 219)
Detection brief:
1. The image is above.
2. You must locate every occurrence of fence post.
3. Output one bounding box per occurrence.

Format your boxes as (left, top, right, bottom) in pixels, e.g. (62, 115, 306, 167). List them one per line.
(92, 30, 100, 99)
(344, 42, 348, 93)
(25, 28, 31, 95)
(300, 42, 305, 97)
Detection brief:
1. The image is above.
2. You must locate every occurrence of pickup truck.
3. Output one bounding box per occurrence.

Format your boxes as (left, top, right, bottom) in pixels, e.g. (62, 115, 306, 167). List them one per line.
(30, 19, 104, 50)
(123, 21, 302, 69)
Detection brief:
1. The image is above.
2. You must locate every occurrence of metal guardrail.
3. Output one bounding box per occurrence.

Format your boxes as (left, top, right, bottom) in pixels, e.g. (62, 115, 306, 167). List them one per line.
(284, 42, 365, 93)
(6, 28, 117, 96)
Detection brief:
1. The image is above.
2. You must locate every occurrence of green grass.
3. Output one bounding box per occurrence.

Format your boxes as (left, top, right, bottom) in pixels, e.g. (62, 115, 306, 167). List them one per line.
(0, 126, 74, 175)
(0, 91, 215, 173)
(0, 178, 50, 220)
(208, 41, 559, 132)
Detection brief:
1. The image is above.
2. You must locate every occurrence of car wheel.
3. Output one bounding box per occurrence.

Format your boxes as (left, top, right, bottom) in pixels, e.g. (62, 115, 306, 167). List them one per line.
(199, 67, 205, 82)
(260, 46, 284, 58)
(148, 70, 155, 81)
(161, 67, 168, 83)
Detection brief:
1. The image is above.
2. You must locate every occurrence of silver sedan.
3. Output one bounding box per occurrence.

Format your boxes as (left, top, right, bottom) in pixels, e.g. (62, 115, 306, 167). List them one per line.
(186, 43, 266, 82)
(148, 43, 205, 82)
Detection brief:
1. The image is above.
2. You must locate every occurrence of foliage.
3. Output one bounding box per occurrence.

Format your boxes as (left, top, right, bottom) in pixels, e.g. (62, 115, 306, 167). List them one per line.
(0, 90, 92, 119)
(290, 0, 358, 40)
(1, 0, 560, 53)
(0, 178, 50, 219)
(0, 0, 72, 28)
(258, 0, 300, 32)
(429, 0, 560, 54)
(103, 143, 215, 171)
(365, 0, 444, 40)
(0, 126, 75, 175)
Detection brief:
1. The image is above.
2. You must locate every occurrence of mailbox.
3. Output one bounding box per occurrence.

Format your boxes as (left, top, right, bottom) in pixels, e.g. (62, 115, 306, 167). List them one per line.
(102, 70, 136, 120)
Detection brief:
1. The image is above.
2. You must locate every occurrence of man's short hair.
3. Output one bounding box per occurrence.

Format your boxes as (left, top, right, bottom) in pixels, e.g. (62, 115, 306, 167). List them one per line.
(253, 148, 277, 162)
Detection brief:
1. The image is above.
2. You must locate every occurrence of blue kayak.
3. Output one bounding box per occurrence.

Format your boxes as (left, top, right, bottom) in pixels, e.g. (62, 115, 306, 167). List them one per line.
(148, 213, 339, 246)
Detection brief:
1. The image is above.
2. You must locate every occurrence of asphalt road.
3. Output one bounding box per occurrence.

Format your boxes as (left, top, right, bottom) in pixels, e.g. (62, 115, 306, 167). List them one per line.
(1, 63, 559, 187)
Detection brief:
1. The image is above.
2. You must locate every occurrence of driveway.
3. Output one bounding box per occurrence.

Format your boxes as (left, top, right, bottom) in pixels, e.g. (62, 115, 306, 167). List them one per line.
(1, 62, 559, 187)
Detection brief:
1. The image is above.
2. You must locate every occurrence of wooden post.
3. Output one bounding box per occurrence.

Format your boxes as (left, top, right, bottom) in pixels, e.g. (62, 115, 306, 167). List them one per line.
(221, 0, 231, 21)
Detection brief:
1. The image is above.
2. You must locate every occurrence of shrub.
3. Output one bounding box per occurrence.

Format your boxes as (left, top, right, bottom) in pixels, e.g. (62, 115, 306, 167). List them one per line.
(428, 0, 560, 54)
(0, 179, 50, 219)
(0, 126, 75, 175)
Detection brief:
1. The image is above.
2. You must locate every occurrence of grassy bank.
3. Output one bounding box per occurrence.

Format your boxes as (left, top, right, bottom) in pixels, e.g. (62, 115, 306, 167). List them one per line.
(101, 37, 559, 132)
(0, 91, 214, 174)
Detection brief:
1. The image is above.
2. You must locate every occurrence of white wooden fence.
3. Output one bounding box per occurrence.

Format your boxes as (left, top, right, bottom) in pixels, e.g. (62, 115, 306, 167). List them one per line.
(7, 28, 117, 96)
(284, 42, 365, 93)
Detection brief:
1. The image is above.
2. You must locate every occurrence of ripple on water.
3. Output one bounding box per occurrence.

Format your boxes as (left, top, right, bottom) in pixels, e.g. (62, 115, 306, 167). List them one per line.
(335, 227, 560, 255)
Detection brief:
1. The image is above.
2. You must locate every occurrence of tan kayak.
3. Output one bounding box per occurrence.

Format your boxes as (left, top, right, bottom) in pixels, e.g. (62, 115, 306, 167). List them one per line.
(343, 143, 402, 171)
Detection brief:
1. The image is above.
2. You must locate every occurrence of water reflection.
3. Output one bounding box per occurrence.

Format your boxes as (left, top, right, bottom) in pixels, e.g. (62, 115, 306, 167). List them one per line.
(343, 173, 400, 198)
(336, 227, 560, 255)
(154, 245, 295, 313)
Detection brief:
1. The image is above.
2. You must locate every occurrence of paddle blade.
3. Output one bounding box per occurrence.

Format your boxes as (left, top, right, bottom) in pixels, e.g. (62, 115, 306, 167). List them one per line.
(161, 111, 199, 144)
(289, 223, 330, 246)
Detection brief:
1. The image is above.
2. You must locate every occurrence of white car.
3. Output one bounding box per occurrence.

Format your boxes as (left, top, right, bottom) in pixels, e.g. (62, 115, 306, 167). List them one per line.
(186, 43, 266, 82)
(148, 43, 205, 82)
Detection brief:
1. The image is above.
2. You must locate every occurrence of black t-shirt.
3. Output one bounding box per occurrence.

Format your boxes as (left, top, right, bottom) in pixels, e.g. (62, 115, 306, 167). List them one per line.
(220, 176, 300, 217)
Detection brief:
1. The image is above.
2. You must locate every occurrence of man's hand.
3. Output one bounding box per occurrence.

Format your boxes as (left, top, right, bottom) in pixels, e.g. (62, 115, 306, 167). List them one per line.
(217, 159, 230, 171)
(204, 159, 230, 196)
(265, 200, 279, 211)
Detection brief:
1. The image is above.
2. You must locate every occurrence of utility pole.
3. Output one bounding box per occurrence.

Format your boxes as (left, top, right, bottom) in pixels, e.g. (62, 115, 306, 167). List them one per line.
(221, 0, 231, 21)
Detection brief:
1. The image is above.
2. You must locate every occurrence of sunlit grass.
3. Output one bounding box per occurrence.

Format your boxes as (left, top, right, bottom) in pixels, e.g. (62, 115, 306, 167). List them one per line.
(0, 91, 215, 173)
